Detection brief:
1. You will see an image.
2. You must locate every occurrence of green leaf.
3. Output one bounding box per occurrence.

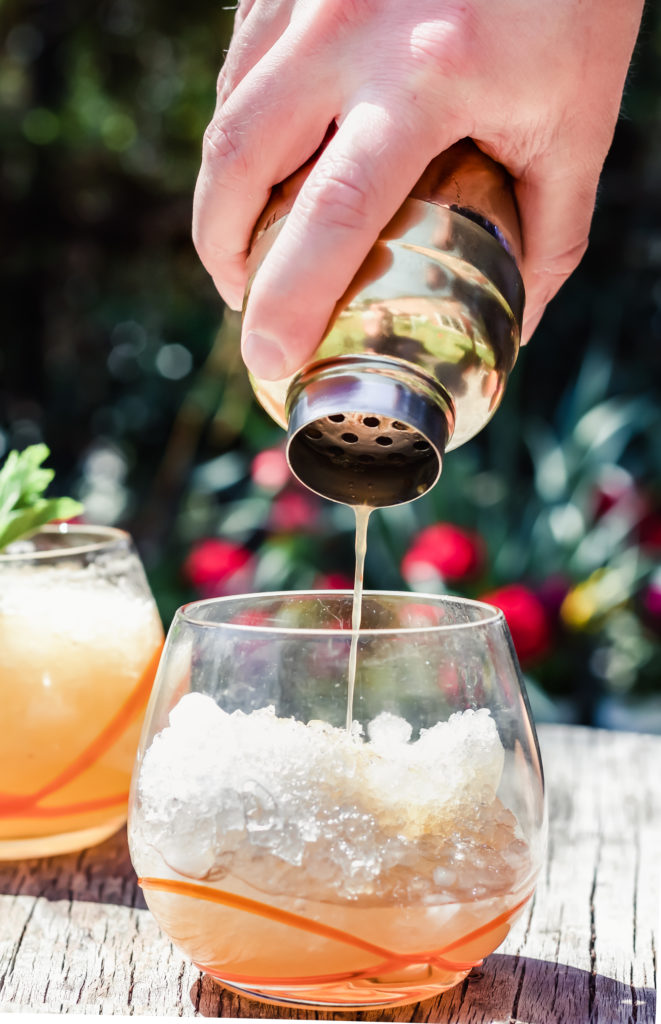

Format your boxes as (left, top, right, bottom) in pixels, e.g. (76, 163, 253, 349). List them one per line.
(0, 446, 84, 551)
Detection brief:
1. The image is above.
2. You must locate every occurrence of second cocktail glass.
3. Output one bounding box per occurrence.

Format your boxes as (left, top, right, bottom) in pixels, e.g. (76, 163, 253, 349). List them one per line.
(0, 524, 164, 859)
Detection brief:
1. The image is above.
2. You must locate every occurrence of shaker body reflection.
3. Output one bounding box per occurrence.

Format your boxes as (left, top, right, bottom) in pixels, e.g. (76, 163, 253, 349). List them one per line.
(129, 591, 546, 1010)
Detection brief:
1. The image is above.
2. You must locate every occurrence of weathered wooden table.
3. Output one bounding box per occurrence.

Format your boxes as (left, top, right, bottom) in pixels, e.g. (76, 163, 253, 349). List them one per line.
(0, 725, 658, 1022)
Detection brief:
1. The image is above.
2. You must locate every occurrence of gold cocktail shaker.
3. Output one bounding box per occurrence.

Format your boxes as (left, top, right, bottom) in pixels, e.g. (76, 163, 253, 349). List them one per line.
(246, 139, 524, 507)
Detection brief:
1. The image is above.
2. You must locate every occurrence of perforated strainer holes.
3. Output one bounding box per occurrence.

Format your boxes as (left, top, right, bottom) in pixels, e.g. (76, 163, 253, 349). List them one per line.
(341, 433, 359, 444)
(392, 421, 409, 431)
(375, 436, 393, 446)
(363, 416, 380, 428)
(328, 414, 345, 423)
(414, 440, 430, 451)
(305, 427, 323, 439)
(358, 453, 375, 463)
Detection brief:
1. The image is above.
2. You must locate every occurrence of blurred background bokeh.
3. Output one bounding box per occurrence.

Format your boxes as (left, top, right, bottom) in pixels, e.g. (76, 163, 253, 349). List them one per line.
(2, 0, 660, 729)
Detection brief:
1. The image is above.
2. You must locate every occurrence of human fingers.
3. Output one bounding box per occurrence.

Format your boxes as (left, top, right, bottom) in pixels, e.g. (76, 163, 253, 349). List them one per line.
(216, 0, 294, 109)
(514, 157, 599, 344)
(500, 0, 644, 343)
(241, 98, 460, 380)
(193, 36, 338, 311)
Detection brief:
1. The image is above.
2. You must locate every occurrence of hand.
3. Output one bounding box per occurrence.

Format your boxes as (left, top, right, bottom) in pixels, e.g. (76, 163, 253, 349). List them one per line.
(193, 0, 644, 380)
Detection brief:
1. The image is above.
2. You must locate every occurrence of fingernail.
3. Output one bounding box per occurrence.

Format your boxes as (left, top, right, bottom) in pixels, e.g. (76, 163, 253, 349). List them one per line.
(242, 331, 287, 380)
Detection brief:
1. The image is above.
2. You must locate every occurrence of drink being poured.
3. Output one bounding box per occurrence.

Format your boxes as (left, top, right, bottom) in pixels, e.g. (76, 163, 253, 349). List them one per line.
(346, 505, 371, 730)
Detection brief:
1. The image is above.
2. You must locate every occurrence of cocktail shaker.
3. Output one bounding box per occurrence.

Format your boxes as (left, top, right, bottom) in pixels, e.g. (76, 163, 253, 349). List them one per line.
(246, 139, 524, 507)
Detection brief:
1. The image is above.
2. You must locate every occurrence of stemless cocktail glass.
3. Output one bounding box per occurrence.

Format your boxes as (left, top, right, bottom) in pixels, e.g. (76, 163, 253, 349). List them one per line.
(128, 591, 546, 1011)
(0, 524, 164, 859)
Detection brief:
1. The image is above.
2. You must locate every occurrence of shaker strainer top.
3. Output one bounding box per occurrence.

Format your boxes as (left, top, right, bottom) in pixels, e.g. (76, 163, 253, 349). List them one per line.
(285, 358, 452, 507)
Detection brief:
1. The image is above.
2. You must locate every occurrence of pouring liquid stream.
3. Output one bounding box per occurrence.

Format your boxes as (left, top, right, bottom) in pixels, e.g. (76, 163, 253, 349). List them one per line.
(346, 505, 372, 732)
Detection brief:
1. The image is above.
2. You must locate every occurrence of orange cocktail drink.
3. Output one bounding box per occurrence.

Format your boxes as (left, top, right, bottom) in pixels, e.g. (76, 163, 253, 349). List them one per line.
(0, 525, 163, 858)
(138, 821, 534, 1008)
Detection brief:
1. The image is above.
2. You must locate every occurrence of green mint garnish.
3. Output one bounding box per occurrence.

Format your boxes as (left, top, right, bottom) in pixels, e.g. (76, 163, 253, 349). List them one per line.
(0, 444, 84, 551)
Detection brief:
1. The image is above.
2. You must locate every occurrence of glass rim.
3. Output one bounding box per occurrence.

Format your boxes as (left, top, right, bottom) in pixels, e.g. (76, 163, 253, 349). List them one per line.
(0, 523, 131, 561)
(178, 589, 505, 636)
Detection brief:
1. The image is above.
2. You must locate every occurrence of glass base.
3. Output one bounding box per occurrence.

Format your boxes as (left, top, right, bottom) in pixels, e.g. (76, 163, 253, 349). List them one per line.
(212, 964, 467, 1011)
(0, 814, 126, 860)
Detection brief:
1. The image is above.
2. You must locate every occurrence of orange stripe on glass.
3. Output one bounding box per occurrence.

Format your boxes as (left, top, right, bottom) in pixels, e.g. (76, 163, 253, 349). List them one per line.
(0, 645, 162, 819)
(139, 876, 532, 978)
(5, 792, 129, 818)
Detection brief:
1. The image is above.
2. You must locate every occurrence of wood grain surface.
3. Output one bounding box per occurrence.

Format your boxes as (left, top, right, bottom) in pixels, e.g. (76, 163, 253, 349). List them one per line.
(0, 725, 658, 1022)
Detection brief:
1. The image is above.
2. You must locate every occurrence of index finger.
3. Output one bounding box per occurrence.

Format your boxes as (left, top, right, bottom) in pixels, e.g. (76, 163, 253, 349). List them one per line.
(241, 98, 459, 380)
(192, 37, 338, 309)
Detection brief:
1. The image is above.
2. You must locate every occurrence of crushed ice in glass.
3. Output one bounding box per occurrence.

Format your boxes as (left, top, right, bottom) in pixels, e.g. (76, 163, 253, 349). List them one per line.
(136, 693, 530, 902)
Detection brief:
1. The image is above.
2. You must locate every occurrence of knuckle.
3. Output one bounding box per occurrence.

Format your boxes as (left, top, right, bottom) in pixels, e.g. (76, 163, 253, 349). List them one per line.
(320, 0, 383, 35)
(202, 117, 250, 179)
(406, 4, 475, 77)
(303, 162, 373, 232)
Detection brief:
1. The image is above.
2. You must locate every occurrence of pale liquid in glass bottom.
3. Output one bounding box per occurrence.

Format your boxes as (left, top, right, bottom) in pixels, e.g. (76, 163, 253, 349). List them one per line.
(0, 565, 163, 858)
(136, 505, 536, 1007)
(140, 862, 530, 1008)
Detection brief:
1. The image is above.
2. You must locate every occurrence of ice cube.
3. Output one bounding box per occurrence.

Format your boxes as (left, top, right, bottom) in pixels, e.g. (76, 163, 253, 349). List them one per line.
(135, 692, 526, 903)
(367, 711, 412, 749)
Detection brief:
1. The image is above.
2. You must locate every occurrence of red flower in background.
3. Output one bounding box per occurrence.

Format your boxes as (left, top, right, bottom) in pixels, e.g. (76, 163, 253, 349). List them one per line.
(184, 538, 253, 596)
(402, 523, 485, 585)
(480, 584, 551, 665)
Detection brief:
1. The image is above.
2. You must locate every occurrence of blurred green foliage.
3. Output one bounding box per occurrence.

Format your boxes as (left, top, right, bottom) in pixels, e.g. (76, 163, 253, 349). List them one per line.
(1, 0, 661, 725)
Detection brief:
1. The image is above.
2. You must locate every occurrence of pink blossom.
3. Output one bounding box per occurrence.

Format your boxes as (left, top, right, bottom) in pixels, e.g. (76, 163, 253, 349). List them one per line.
(268, 489, 321, 533)
(251, 446, 290, 492)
